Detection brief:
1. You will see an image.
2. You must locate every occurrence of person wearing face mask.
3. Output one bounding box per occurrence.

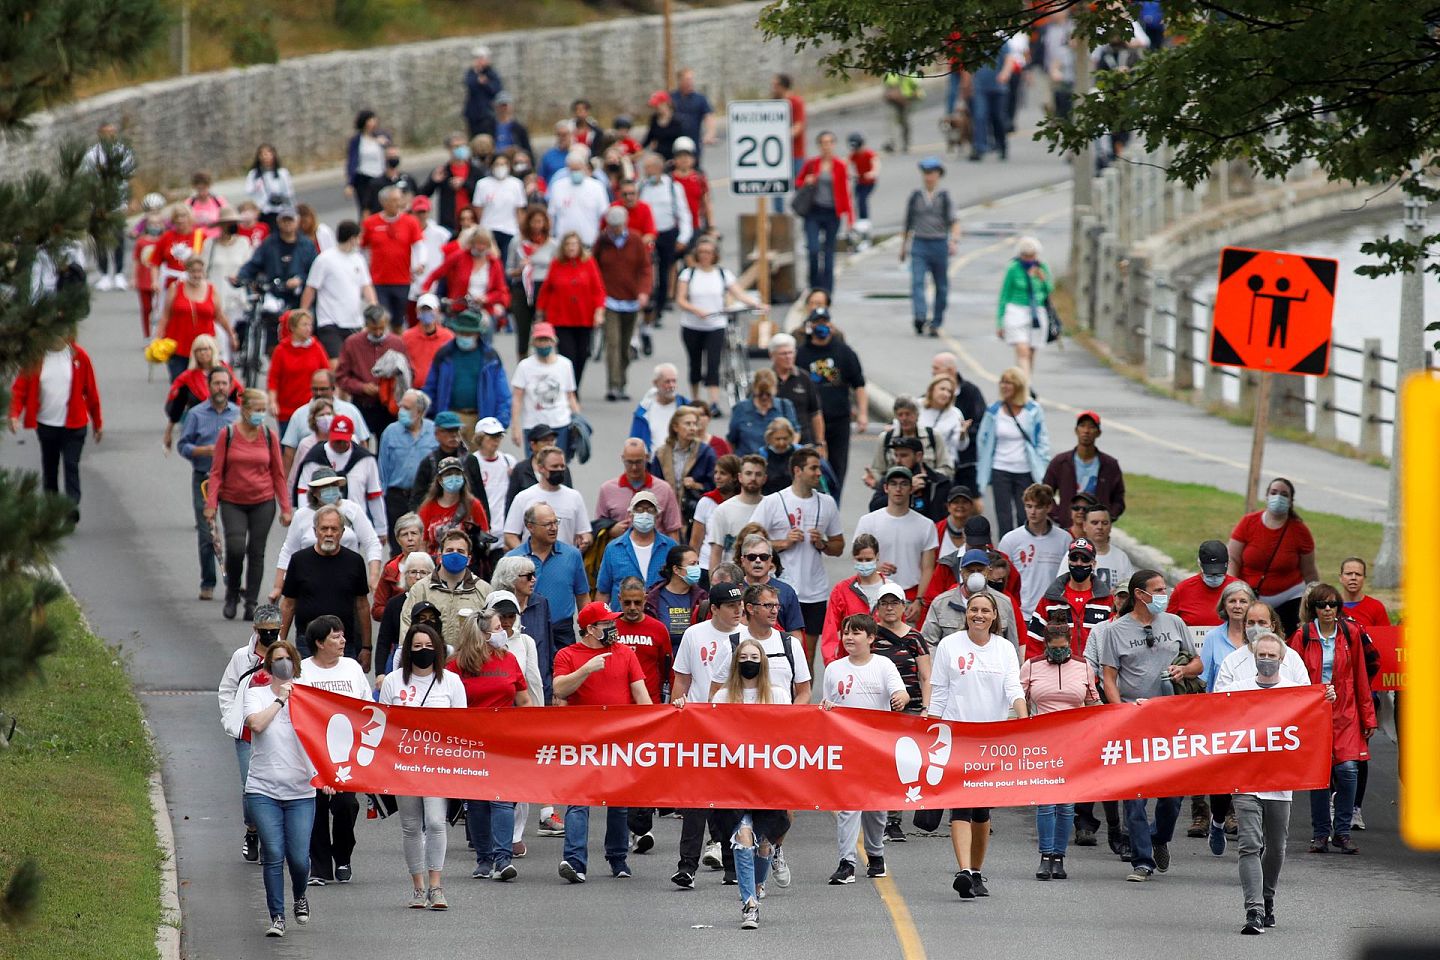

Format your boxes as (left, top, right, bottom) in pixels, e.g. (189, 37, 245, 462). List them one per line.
(295, 414, 388, 539)
(503, 446, 591, 551)
(1168, 540, 1240, 628)
(1025, 537, 1115, 660)
(509, 322, 581, 453)
(218, 604, 285, 864)
(473, 153, 527, 265)
(593, 205, 654, 402)
(1215, 633, 1306, 934)
(273, 468, 383, 604)
(377, 390, 438, 546)
(546, 148, 609, 248)
(554, 602, 651, 884)
(611, 576, 674, 713)
(363, 144, 420, 216)
(596, 438, 684, 540)
(870, 583, 931, 840)
(922, 548, 1024, 657)
(279, 506, 372, 661)
(1021, 624, 1100, 880)
(202, 206, 254, 329)
(178, 366, 242, 600)
(377, 560, 436, 680)
(402, 293, 454, 389)
(795, 309, 867, 493)
(206, 388, 293, 621)
(820, 534, 891, 661)
(416, 457, 489, 556)
(421, 308, 512, 443)
(336, 301, 404, 435)
(645, 546, 707, 650)
(1227, 476, 1318, 636)
(1099, 570, 1202, 881)
(402, 527, 491, 648)
(595, 492, 677, 606)
(420, 133, 482, 234)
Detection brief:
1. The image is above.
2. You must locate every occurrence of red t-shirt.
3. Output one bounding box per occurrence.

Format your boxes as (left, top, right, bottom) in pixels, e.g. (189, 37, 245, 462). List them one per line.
(448, 652, 527, 708)
(612, 615, 674, 703)
(417, 499, 486, 551)
(1343, 595, 1389, 627)
(166, 282, 216, 357)
(1168, 573, 1239, 628)
(553, 642, 645, 706)
(611, 200, 656, 239)
(1230, 513, 1315, 595)
(788, 93, 806, 161)
(238, 222, 270, 246)
(672, 170, 708, 227)
(133, 234, 161, 291)
(362, 212, 423, 286)
(850, 148, 878, 184)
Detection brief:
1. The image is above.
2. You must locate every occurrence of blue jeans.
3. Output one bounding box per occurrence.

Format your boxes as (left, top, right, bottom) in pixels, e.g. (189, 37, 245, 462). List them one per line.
(909, 237, 950, 327)
(1311, 760, 1358, 840)
(234, 738, 254, 828)
(248, 793, 315, 920)
(945, 73, 962, 116)
(563, 805, 629, 874)
(1123, 796, 1181, 871)
(732, 814, 772, 904)
(855, 182, 875, 222)
(970, 69, 1009, 157)
(192, 472, 217, 589)
(466, 799, 517, 869)
(804, 208, 841, 294)
(1036, 804, 1075, 855)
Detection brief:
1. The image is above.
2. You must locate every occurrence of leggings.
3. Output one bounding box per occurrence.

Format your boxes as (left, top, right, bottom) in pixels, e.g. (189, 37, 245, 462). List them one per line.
(510, 282, 535, 362)
(220, 499, 277, 605)
(681, 326, 724, 388)
(555, 326, 593, 391)
(398, 795, 449, 875)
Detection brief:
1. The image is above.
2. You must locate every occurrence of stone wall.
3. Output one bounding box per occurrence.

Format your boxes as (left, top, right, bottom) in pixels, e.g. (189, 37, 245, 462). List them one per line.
(2, 2, 839, 188)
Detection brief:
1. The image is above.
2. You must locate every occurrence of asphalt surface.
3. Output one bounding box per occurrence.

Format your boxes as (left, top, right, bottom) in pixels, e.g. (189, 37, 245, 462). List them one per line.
(4, 83, 1437, 959)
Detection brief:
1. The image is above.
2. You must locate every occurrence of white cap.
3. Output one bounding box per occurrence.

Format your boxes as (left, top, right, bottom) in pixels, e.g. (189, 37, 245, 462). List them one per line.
(873, 583, 907, 608)
(673, 136, 696, 154)
(417, 293, 440, 310)
(472, 45, 491, 59)
(475, 416, 505, 436)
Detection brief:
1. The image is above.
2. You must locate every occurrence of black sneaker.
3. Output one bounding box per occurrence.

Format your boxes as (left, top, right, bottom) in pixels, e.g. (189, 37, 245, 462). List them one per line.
(866, 856, 887, 878)
(828, 860, 856, 885)
(722, 868, 737, 885)
(265, 916, 286, 937)
(611, 860, 633, 879)
(640, 329, 653, 355)
(335, 864, 352, 883)
(472, 862, 493, 880)
(223, 595, 239, 620)
(242, 830, 259, 863)
(1107, 832, 1129, 857)
(913, 318, 926, 335)
(884, 820, 906, 843)
(1153, 842, 1170, 873)
(494, 863, 518, 882)
(971, 872, 990, 897)
(633, 831, 655, 854)
(294, 897, 309, 925)
(952, 870, 975, 899)
(671, 870, 695, 890)
(1242, 910, 1265, 935)
(1073, 828, 1097, 847)
(1263, 897, 1276, 927)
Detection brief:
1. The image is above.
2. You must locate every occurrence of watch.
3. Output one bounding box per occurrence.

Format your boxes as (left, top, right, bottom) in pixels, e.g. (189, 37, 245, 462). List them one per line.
(274, 697, 288, 708)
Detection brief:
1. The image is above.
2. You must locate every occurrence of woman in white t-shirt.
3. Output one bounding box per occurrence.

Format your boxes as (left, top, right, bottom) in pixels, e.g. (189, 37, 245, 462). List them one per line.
(918, 375, 968, 465)
(379, 623, 468, 911)
(710, 638, 790, 930)
(928, 593, 1027, 900)
(243, 640, 334, 938)
(821, 614, 909, 888)
(508, 322, 579, 453)
(674, 237, 767, 414)
(472, 159, 527, 264)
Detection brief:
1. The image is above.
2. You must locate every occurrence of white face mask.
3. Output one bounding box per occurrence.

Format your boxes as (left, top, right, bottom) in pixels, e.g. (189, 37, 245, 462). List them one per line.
(965, 572, 987, 594)
(491, 165, 510, 180)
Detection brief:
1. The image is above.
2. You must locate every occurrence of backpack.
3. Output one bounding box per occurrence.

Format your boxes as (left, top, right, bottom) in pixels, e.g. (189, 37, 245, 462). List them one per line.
(729, 631, 799, 696)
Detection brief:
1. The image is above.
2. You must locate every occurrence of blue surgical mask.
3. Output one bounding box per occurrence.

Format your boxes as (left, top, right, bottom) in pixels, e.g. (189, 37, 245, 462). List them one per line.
(569, 169, 585, 184)
(397, 408, 414, 428)
(535, 344, 554, 358)
(453, 146, 471, 162)
(455, 335, 478, 351)
(318, 487, 341, 505)
(441, 474, 465, 493)
(1144, 591, 1170, 616)
(684, 564, 702, 585)
(812, 324, 831, 339)
(440, 551, 469, 573)
(1267, 493, 1291, 515)
(419, 309, 437, 327)
(1201, 573, 1226, 588)
(248, 411, 266, 427)
(855, 560, 878, 577)
(631, 512, 656, 534)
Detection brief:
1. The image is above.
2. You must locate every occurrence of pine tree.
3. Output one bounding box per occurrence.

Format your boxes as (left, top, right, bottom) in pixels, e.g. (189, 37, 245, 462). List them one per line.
(0, 0, 168, 926)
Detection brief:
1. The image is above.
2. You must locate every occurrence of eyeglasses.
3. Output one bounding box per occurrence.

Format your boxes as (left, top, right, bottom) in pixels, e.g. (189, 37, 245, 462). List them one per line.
(750, 601, 780, 610)
(743, 553, 772, 563)
(1314, 600, 1339, 609)
(1142, 625, 1156, 648)
(529, 520, 560, 528)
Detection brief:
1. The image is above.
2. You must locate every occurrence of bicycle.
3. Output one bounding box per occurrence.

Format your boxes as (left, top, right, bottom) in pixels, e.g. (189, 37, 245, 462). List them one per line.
(231, 276, 287, 388)
(712, 306, 766, 410)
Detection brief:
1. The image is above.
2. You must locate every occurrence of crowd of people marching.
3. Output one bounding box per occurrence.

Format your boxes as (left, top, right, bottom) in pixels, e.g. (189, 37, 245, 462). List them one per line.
(9, 24, 1391, 943)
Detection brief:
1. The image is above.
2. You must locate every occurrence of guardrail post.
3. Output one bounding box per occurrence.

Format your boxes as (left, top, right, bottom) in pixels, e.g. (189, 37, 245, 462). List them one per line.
(1147, 272, 1171, 380)
(1115, 162, 1134, 248)
(1093, 232, 1118, 348)
(1075, 213, 1100, 330)
(1173, 278, 1195, 391)
(1359, 337, 1384, 458)
(1313, 372, 1338, 444)
(1118, 254, 1148, 365)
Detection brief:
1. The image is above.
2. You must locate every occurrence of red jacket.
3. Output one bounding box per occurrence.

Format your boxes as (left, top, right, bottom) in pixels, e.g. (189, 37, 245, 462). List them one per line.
(1289, 619, 1377, 764)
(266, 336, 331, 422)
(423, 248, 510, 316)
(11, 343, 103, 431)
(821, 577, 882, 663)
(797, 156, 855, 225)
(535, 257, 605, 328)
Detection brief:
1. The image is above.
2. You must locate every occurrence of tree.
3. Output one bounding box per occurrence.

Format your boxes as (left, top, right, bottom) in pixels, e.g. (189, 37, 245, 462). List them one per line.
(0, 0, 166, 926)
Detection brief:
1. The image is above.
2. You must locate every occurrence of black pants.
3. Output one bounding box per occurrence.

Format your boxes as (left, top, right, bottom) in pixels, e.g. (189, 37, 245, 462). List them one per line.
(95, 226, 125, 276)
(681, 327, 724, 389)
(220, 499, 277, 605)
(374, 284, 410, 332)
(556, 326, 593, 391)
(510, 282, 535, 362)
(384, 487, 412, 553)
(989, 468, 1031, 538)
(492, 231, 514, 268)
(310, 789, 359, 880)
(353, 398, 395, 438)
(349, 175, 374, 219)
(1208, 794, 1233, 823)
(678, 808, 734, 874)
(36, 423, 87, 504)
(823, 416, 852, 498)
(651, 229, 680, 319)
(1075, 799, 1122, 835)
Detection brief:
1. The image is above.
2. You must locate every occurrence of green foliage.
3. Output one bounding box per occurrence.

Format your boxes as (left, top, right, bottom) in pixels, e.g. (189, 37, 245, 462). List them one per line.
(230, 14, 280, 65)
(0, 0, 170, 128)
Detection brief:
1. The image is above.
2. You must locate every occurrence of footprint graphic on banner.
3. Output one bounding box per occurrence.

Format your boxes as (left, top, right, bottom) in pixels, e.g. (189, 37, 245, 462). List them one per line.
(326, 714, 355, 784)
(895, 722, 954, 803)
(356, 706, 387, 767)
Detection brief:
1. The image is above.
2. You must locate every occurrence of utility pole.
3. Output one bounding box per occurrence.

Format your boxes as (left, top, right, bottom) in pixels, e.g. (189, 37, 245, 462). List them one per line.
(1069, 19, 1093, 281)
(1373, 165, 1428, 588)
(663, 0, 675, 91)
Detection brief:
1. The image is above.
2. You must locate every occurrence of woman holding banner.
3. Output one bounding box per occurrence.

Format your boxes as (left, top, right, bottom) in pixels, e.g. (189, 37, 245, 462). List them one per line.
(928, 592, 1026, 900)
(379, 624, 467, 910)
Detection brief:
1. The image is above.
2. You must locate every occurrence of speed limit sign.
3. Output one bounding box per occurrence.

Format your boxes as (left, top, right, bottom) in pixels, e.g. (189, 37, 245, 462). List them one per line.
(728, 99, 793, 196)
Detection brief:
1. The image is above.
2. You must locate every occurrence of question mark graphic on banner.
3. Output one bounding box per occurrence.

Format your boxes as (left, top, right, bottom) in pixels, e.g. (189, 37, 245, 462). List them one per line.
(356, 706, 387, 768)
(925, 723, 952, 786)
(895, 736, 924, 803)
(326, 714, 355, 784)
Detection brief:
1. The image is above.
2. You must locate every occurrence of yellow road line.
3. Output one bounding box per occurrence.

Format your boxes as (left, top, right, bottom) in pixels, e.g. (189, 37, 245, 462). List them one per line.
(856, 844, 927, 959)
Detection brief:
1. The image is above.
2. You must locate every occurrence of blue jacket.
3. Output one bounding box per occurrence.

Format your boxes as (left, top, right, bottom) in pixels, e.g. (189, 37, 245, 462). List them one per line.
(424, 341, 511, 425)
(628, 392, 691, 451)
(237, 235, 318, 296)
(377, 418, 439, 491)
(595, 530, 678, 607)
(975, 399, 1051, 489)
(727, 397, 799, 456)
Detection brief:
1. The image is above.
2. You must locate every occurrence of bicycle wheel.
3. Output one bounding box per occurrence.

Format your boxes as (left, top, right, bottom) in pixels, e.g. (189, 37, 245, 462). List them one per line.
(241, 312, 263, 387)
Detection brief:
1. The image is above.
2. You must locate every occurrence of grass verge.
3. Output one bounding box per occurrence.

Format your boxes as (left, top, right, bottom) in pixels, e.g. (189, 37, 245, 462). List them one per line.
(0, 596, 162, 960)
(1118, 473, 1395, 615)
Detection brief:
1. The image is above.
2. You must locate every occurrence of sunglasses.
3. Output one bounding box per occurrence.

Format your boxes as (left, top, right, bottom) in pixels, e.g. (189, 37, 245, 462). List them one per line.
(519, 572, 537, 579)
(743, 553, 772, 563)
(1142, 625, 1156, 648)
(1314, 600, 1339, 609)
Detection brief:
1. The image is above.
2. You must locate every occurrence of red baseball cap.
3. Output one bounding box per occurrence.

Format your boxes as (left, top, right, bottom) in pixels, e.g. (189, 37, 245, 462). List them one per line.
(577, 601, 620, 631)
(647, 90, 672, 108)
(530, 322, 557, 342)
(411, 196, 432, 213)
(329, 414, 356, 440)
(1076, 410, 1102, 427)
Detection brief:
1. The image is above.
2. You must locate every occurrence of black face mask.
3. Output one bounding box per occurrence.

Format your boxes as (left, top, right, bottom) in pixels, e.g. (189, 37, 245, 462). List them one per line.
(546, 470, 566, 487)
(1044, 646, 1072, 665)
(1068, 564, 1093, 582)
(410, 648, 436, 669)
(222, 223, 239, 236)
(598, 626, 616, 646)
(738, 660, 763, 680)
(986, 578, 1007, 592)
(256, 628, 280, 647)
(386, 156, 401, 169)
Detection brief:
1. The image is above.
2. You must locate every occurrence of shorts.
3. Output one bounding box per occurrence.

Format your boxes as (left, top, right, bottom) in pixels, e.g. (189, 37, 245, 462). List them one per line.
(1001, 302, 1045, 349)
(949, 807, 992, 823)
(800, 601, 827, 636)
(316, 325, 353, 359)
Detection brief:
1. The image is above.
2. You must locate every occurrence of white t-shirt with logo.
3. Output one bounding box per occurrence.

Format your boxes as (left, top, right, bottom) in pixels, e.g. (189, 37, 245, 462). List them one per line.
(473, 175, 527, 237)
(711, 627, 811, 695)
(854, 507, 938, 590)
(511, 355, 577, 430)
(298, 657, 372, 700)
(379, 668, 468, 708)
(306, 247, 373, 330)
(703, 495, 763, 566)
(673, 620, 737, 704)
(822, 655, 905, 712)
(753, 485, 844, 603)
(928, 632, 1023, 723)
(997, 522, 1071, 616)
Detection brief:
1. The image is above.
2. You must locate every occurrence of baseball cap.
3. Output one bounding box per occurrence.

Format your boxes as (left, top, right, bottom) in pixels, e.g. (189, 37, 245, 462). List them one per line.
(433, 411, 463, 431)
(918, 155, 946, 174)
(526, 423, 558, 444)
(629, 490, 659, 511)
(648, 90, 672, 108)
(883, 465, 913, 484)
(963, 516, 993, 547)
(308, 466, 345, 487)
(578, 601, 621, 631)
(495, 91, 515, 105)
(873, 583, 907, 607)
(485, 590, 521, 616)
(806, 308, 831, 325)
(1068, 538, 1098, 560)
(709, 583, 745, 606)
(947, 485, 977, 503)
(1076, 410, 1102, 427)
(887, 435, 923, 452)
(673, 136, 697, 155)
(417, 292, 441, 311)
(1070, 490, 1099, 507)
(530, 322, 558, 341)
(1198, 539, 1228, 575)
(437, 456, 464, 476)
(410, 196, 432, 213)
(276, 206, 299, 220)
(475, 416, 505, 437)
(960, 548, 991, 569)
(329, 415, 355, 440)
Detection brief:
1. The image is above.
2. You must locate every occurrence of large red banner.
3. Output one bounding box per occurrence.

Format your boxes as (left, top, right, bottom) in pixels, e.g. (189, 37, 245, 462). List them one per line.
(289, 685, 1333, 811)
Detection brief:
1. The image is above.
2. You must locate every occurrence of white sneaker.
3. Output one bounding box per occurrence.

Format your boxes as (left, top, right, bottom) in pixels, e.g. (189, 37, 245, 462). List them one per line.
(701, 840, 723, 870)
(771, 846, 791, 887)
(114, 274, 129, 291)
(95, 274, 114, 291)
(1351, 807, 1366, 831)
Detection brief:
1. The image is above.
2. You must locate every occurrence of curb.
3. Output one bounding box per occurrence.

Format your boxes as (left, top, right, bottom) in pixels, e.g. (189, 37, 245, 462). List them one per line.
(150, 762, 183, 960)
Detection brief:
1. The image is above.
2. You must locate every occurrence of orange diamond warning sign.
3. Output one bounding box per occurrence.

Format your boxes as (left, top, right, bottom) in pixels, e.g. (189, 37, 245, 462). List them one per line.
(1209, 246, 1337, 376)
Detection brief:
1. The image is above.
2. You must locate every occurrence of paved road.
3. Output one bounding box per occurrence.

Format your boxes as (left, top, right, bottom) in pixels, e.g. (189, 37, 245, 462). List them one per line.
(4, 87, 1437, 958)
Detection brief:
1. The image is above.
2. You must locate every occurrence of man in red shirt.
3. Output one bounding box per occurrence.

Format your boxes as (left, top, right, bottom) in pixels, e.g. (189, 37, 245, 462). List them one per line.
(553, 601, 651, 883)
(610, 181, 657, 244)
(1168, 540, 1238, 628)
(612, 578, 673, 701)
(361, 187, 422, 334)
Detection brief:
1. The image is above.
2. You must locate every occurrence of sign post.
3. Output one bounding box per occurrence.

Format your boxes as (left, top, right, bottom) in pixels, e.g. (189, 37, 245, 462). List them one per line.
(1208, 246, 1339, 506)
(729, 99, 792, 305)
